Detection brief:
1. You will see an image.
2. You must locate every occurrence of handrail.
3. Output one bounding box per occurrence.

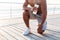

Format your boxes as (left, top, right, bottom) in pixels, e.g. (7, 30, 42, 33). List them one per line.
(0, 2, 23, 4)
(0, 2, 60, 19)
(0, 2, 60, 5)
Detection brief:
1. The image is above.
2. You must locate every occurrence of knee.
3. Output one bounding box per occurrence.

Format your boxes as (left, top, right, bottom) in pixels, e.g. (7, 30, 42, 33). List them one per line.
(23, 11, 26, 16)
(23, 11, 30, 17)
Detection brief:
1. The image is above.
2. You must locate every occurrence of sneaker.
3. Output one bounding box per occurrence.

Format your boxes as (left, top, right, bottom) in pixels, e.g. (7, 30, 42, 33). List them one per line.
(23, 28, 30, 36)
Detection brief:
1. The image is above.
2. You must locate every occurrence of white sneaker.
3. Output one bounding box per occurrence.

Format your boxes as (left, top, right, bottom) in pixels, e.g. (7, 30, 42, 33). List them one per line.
(23, 28, 30, 36)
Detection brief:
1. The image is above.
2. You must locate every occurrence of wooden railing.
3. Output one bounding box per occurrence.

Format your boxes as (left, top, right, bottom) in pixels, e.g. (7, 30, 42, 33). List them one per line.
(0, 2, 60, 19)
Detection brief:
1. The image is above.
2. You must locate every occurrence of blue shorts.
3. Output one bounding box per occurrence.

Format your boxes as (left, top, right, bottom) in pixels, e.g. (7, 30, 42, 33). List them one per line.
(30, 12, 47, 30)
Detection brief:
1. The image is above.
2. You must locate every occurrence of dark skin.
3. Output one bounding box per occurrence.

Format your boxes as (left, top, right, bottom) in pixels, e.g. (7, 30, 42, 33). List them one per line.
(23, 0, 47, 34)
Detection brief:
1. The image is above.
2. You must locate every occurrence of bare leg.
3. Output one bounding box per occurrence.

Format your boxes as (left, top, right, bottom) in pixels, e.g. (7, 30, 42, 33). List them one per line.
(23, 10, 30, 28)
(23, 11, 31, 35)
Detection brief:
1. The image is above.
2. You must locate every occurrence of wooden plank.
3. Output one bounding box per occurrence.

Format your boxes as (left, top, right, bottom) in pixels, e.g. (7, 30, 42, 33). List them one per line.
(9, 27, 37, 40)
(0, 29, 16, 40)
(8, 25, 47, 40)
(0, 34, 7, 40)
(11, 23, 60, 40)
(0, 27, 26, 40)
(0, 18, 60, 40)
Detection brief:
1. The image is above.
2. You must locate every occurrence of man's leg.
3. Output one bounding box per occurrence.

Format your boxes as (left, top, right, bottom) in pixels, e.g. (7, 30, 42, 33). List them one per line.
(23, 11, 30, 28)
(23, 10, 31, 35)
(37, 17, 47, 34)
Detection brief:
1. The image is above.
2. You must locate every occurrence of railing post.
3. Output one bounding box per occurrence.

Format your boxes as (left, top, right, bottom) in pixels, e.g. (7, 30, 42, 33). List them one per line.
(53, 6, 56, 14)
(10, 6, 12, 18)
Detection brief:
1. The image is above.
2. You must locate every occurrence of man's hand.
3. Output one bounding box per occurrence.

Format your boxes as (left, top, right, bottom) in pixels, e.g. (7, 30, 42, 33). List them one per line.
(31, 7, 38, 12)
(37, 23, 43, 34)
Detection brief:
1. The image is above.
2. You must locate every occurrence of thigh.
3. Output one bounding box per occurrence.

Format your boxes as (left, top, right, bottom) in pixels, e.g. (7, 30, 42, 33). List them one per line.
(23, 10, 30, 15)
(42, 21, 47, 30)
(23, 10, 30, 18)
(37, 17, 41, 24)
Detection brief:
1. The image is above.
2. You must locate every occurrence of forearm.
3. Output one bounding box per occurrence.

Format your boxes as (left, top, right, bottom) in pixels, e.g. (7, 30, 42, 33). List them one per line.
(41, 12, 47, 25)
(40, 0, 47, 25)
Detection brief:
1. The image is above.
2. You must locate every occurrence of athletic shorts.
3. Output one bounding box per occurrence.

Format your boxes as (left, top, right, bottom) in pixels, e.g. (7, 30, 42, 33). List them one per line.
(30, 12, 47, 30)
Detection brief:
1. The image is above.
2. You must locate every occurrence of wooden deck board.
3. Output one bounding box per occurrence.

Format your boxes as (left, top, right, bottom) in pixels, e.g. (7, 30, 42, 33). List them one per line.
(0, 14, 60, 40)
